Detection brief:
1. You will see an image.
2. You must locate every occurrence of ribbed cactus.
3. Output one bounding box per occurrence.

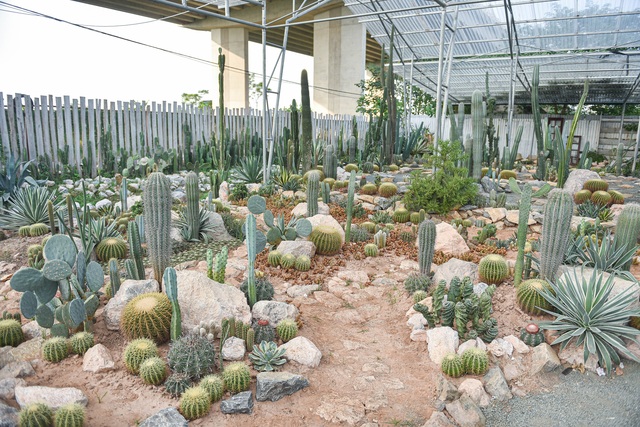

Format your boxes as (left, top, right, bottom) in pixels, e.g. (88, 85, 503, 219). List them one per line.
(120, 292, 172, 343)
(185, 171, 200, 241)
(520, 323, 545, 347)
(200, 374, 224, 402)
(441, 353, 465, 378)
(348, 135, 356, 163)
(418, 220, 436, 275)
(309, 226, 342, 255)
(612, 203, 640, 271)
(276, 318, 298, 342)
(54, 403, 85, 427)
(19, 403, 53, 427)
(364, 243, 378, 257)
(306, 171, 319, 217)
(123, 338, 159, 374)
(164, 267, 182, 341)
(294, 255, 311, 271)
(165, 372, 192, 398)
(516, 279, 553, 315)
(206, 248, 213, 279)
(139, 357, 168, 385)
(0, 318, 24, 347)
(108, 258, 121, 297)
(324, 144, 337, 180)
(539, 190, 574, 280)
(180, 386, 211, 420)
(66, 193, 74, 230)
(574, 189, 592, 204)
(616, 143, 624, 175)
(608, 190, 625, 205)
(120, 177, 129, 213)
(345, 170, 356, 243)
(47, 199, 56, 234)
(300, 69, 312, 172)
(222, 362, 251, 393)
(69, 332, 94, 355)
(96, 237, 127, 261)
(583, 179, 609, 192)
(374, 230, 387, 249)
(143, 173, 172, 290)
(245, 213, 258, 307)
(462, 347, 489, 375)
(471, 90, 484, 180)
(267, 250, 281, 267)
(42, 337, 69, 363)
(478, 254, 508, 284)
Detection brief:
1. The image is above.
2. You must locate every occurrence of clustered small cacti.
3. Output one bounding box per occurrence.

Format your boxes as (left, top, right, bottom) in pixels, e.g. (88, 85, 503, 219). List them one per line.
(222, 362, 251, 393)
(441, 353, 465, 378)
(124, 338, 159, 374)
(27, 244, 44, 269)
(179, 386, 211, 420)
(193, 320, 217, 342)
(69, 332, 94, 355)
(120, 292, 172, 344)
(42, 337, 69, 363)
(374, 229, 387, 249)
(276, 319, 298, 343)
(139, 356, 168, 385)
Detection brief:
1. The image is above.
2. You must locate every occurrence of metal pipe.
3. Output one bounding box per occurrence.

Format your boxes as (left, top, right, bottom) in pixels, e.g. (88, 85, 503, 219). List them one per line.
(632, 116, 640, 174)
(441, 7, 459, 141)
(147, 0, 265, 28)
(617, 102, 627, 146)
(262, 2, 268, 183)
(408, 57, 414, 136)
(434, 8, 447, 150)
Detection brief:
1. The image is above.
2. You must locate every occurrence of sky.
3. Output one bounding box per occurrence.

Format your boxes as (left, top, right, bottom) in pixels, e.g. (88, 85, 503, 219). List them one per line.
(0, 0, 313, 106)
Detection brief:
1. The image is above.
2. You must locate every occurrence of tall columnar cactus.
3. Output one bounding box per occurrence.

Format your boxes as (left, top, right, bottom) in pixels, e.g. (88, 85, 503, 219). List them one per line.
(324, 144, 337, 180)
(120, 177, 129, 212)
(206, 248, 214, 280)
(345, 170, 356, 243)
(348, 135, 357, 163)
(531, 65, 545, 180)
(513, 182, 532, 287)
(616, 143, 624, 176)
(164, 267, 181, 341)
(300, 69, 313, 172)
(613, 203, 640, 271)
(214, 246, 228, 283)
(306, 171, 319, 217)
(127, 220, 145, 280)
(245, 214, 258, 307)
(539, 190, 574, 280)
(290, 99, 300, 171)
(66, 194, 74, 231)
(418, 220, 436, 275)
(108, 258, 121, 297)
(185, 171, 200, 241)
(218, 47, 226, 170)
(143, 172, 172, 290)
(47, 199, 56, 235)
(471, 90, 484, 180)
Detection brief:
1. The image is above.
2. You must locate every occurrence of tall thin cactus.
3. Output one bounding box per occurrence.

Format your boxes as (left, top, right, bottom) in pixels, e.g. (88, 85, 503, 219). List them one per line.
(306, 171, 319, 217)
(218, 47, 226, 170)
(108, 258, 121, 297)
(120, 177, 128, 212)
(323, 144, 337, 180)
(471, 90, 484, 180)
(300, 70, 313, 173)
(539, 190, 574, 281)
(612, 203, 640, 271)
(47, 199, 56, 235)
(143, 172, 172, 290)
(348, 135, 357, 163)
(384, 27, 396, 166)
(345, 170, 356, 243)
(418, 220, 436, 275)
(290, 100, 300, 172)
(531, 65, 545, 180)
(616, 143, 624, 176)
(127, 221, 145, 280)
(185, 172, 200, 241)
(66, 194, 74, 231)
(245, 214, 258, 307)
(164, 267, 181, 341)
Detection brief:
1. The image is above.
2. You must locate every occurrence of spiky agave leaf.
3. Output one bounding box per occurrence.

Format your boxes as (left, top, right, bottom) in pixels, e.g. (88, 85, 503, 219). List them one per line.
(0, 186, 58, 230)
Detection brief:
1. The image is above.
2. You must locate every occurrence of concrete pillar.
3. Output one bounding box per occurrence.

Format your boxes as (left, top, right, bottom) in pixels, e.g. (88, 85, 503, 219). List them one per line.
(211, 27, 249, 109)
(313, 7, 366, 115)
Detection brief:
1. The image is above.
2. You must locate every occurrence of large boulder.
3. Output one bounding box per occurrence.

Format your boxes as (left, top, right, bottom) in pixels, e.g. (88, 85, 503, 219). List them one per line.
(175, 270, 251, 331)
(251, 301, 299, 328)
(563, 169, 601, 195)
(307, 214, 345, 244)
(427, 327, 459, 365)
(102, 279, 159, 331)
(418, 222, 469, 256)
(432, 258, 479, 286)
(139, 407, 187, 427)
(201, 211, 234, 241)
(280, 337, 322, 368)
(277, 240, 316, 258)
(291, 202, 330, 217)
(15, 386, 88, 410)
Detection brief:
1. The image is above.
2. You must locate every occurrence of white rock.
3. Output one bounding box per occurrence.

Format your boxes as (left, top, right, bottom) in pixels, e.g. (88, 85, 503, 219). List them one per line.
(427, 222, 470, 255)
(531, 343, 562, 374)
(503, 335, 529, 354)
(485, 208, 507, 223)
(487, 338, 513, 358)
(277, 240, 316, 258)
(307, 214, 345, 244)
(457, 339, 479, 355)
(506, 210, 535, 225)
(251, 300, 299, 328)
(458, 378, 491, 408)
(407, 313, 427, 329)
(410, 329, 427, 342)
(427, 327, 459, 365)
(103, 279, 159, 330)
(432, 259, 479, 287)
(280, 336, 322, 368)
(222, 337, 246, 361)
(15, 386, 88, 410)
(291, 202, 330, 217)
(563, 169, 601, 195)
(95, 199, 112, 210)
(82, 344, 115, 373)
(176, 270, 251, 331)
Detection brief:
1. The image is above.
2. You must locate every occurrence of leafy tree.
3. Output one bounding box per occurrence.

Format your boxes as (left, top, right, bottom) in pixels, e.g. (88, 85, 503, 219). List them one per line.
(181, 90, 212, 109)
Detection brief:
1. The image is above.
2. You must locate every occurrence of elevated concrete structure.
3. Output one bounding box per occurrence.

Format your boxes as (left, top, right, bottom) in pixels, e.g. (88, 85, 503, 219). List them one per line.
(73, 0, 381, 114)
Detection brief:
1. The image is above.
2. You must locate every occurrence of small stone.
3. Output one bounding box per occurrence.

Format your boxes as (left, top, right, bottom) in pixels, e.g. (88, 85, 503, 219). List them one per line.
(422, 411, 457, 427)
(424, 222, 470, 255)
(139, 407, 188, 427)
(0, 338, 43, 366)
(0, 378, 26, 400)
(407, 313, 427, 329)
(531, 343, 562, 374)
(286, 284, 321, 298)
(445, 395, 486, 427)
(255, 372, 309, 402)
(436, 374, 459, 402)
(220, 391, 253, 414)
(457, 339, 479, 355)
(222, 337, 246, 361)
(506, 210, 535, 225)
(251, 300, 299, 328)
(315, 396, 365, 425)
(291, 202, 330, 217)
(427, 327, 459, 365)
(485, 208, 507, 223)
(410, 329, 427, 342)
(482, 367, 512, 402)
(458, 378, 491, 408)
(21, 321, 43, 340)
(0, 361, 35, 379)
(15, 386, 88, 410)
(277, 240, 317, 259)
(280, 337, 322, 368)
(503, 335, 529, 354)
(487, 338, 513, 358)
(0, 402, 19, 427)
(82, 344, 115, 373)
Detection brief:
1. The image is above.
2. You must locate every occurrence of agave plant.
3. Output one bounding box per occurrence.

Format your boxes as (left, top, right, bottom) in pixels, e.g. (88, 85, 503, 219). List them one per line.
(0, 155, 39, 204)
(576, 200, 613, 222)
(538, 268, 640, 374)
(248, 341, 287, 372)
(0, 186, 57, 229)
(233, 155, 263, 184)
(176, 209, 218, 242)
(565, 231, 637, 281)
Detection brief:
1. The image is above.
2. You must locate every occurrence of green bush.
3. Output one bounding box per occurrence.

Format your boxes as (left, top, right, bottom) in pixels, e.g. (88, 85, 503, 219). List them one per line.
(403, 140, 477, 214)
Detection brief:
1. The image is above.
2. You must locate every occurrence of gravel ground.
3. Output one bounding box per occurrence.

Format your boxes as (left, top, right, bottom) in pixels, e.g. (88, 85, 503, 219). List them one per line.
(483, 360, 640, 427)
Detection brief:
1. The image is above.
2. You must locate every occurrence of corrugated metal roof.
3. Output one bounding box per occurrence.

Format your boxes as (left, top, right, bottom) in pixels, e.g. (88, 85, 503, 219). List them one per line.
(344, 0, 640, 104)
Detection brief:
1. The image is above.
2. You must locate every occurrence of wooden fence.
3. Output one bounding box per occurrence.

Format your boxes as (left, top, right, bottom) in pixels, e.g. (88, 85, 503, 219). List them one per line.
(0, 92, 369, 174)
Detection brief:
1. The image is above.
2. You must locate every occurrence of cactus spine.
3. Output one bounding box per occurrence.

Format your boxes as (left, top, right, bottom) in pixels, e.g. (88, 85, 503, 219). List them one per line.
(520, 323, 545, 347)
(462, 347, 489, 375)
(0, 319, 24, 347)
(54, 403, 85, 427)
(478, 254, 508, 284)
(539, 190, 574, 280)
(164, 267, 182, 341)
(108, 258, 121, 297)
(222, 362, 251, 393)
(69, 332, 94, 355)
(123, 338, 159, 374)
(185, 171, 200, 241)
(471, 90, 484, 180)
(139, 356, 168, 385)
(612, 203, 640, 271)
(306, 171, 319, 217)
(418, 220, 436, 275)
(345, 170, 356, 243)
(300, 69, 312, 172)
(143, 172, 172, 290)
(441, 353, 465, 378)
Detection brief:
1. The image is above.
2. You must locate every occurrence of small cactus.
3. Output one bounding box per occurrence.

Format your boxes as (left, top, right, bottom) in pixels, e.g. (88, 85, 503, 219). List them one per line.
(69, 332, 94, 355)
(591, 190, 612, 206)
(42, 337, 69, 363)
(199, 374, 224, 402)
(309, 226, 342, 255)
(294, 255, 311, 272)
(412, 290, 428, 304)
(139, 356, 168, 385)
(254, 319, 276, 344)
(29, 223, 49, 237)
(123, 338, 159, 374)
(18, 225, 31, 237)
(19, 403, 53, 427)
(168, 334, 216, 381)
(608, 190, 625, 205)
(276, 318, 298, 343)
(222, 362, 251, 393)
(461, 347, 489, 375)
(404, 273, 431, 295)
(364, 243, 379, 257)
(378, 182, 398, 198)
(54, 403, 85, 427)
(499, 170, 517, 180)
(520, 323, 545, 347)
(279, 253, 296, 269)
(516, 279, 553, 315)
(574, 189, 592, 204)
(120, 292, 172, 344)
(179, 386, 211, 420)
(95, 237, 128, 261)
(0, 318, 24, 347)
(360, 221, 376, 233)
(165, 372, 192, 397)
(478, 254, 509, 284)
(583, 179, 609, 192)
(441, 353, 465, 378)
(392, 208, 410, 223)
(267, 250, 282, 267)
(361, 183, 377, 195)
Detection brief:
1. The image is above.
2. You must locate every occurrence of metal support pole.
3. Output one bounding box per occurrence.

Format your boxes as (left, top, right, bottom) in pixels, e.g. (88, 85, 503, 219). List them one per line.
(632, 116, 640, 174)
(440, 7, 459, 141)
(506, 41, 518, 152)
(617, 102, 627, 146)
(262, 2, 268, 183)
(407, 58, 414, 134)
(434, 7, 447, 166)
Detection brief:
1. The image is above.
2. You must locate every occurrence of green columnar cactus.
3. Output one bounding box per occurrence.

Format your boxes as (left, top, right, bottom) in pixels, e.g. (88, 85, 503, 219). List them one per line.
(54, 403, 85, 427)
(462, 348, 489, 375)
(66, 193, 74, 231)
(539, 190, 574, 280)
(574, 189, 592, 204)
(26, 244, 43, 268)
(324, 144, 337, 180)
(306, 171, 320, 217)
(345, 170, 356, 243)
(222, 317, 236, 338)
(245, 212, 260, 308)
(124, 338, 159, 374)
(120, 177, 129, 212)
(254, 319, 276, 344)
(164, 267, 182, 341)
(471, 89, 484, 180)
(531, 65, 546, 180)
(418, 220, 436, 276)
(0, 318, 24, 347)
(180, 386, 211, 420)
(321, 181, 331, 204)
(309, 226, 342, 255)
(348, 135, 357, 163)
(441, 353, 465, 378)
(120, 293, 172, 343)
(69, 332, 94, 355)
(276, 319, 298, 343)
(364, 243, 379, 257)
(478, 254, 508, 284)
(213, 246, 228, 283)
(42, 337, 69, 362)
(520, 323, 545, 347)
(127, 221, 145, 280)
(95, 237, 127, 261)
(199, 374, 224, 402)
(206, 248, 214, 279)
(139, 356, 168, 385)
(223, 362, 251, 393)
(441, 301, 455, 327)
(185, 171, 201, 241)
(480, 318, 499, 343)
(374, 230, 387, 249)
(143, 172, 172, 290)
(246, 327, 255, 351)
(300, 69, 313, 172)
(47, 199, 56, 235)
(294, 255, 311, 272)
(165, 372, 192, 397)
(19, 403, 53, 427)
(613, 203, 640, 271)
(108, 258, 121, 297)
(455, 302, 468, 338)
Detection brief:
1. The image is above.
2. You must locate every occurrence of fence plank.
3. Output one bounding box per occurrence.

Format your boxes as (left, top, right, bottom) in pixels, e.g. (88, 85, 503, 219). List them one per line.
(0, 93, 11, 157)
(62, 96, 74, 168)
(72, 99, 81, 173)
(23, 95, 37, 160)
(79, 97, 88, 170)
(33, 97, 44, 161)
(6, 95, 18, 156)
(40, 96, 52, 165)
(55, 97, 65, 168)
(14, 94, 26, 159)
(88, 99, 96, 176)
